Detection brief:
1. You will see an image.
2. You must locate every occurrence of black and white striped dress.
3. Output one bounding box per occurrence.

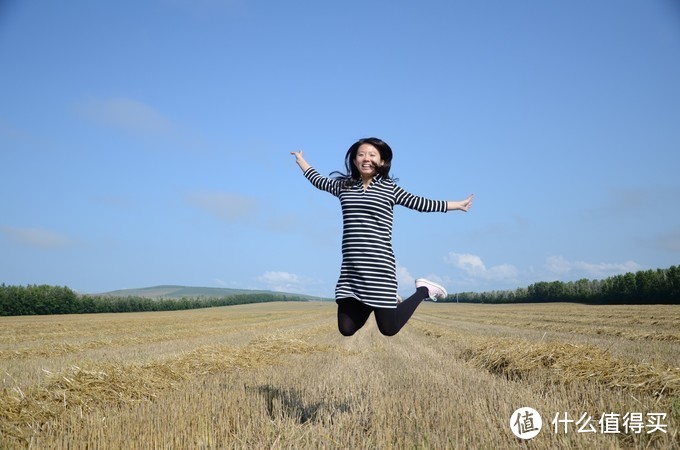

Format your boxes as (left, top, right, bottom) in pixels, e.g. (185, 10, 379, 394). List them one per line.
(304, 167, 447, 309)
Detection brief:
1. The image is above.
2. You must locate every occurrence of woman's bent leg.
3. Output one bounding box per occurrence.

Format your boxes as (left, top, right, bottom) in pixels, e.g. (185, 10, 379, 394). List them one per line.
(374, 287, 429, 336)
(337, 298, 373, 336)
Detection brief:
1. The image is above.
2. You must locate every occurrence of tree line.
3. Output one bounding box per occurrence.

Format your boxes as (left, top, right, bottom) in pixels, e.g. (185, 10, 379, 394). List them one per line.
(0, 284, 306, 316)
(442, 265, 680, 304)
(2, 265, 678, 315)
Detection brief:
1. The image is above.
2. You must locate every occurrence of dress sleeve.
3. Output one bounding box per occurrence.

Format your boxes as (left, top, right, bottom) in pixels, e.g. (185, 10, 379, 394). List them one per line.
(393, 184, 447, 213)
(304, 167, 342, 197)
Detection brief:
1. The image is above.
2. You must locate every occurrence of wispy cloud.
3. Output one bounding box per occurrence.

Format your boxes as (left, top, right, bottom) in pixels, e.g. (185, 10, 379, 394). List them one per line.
(0, 120, 38, 143)
(162, 0, 246, 18)
(256, 271, 313, 293)
(264, 213, 300, 233)
(186, 191, 259, 222)
(1, 226, 76, 249)
(90, 195, 132, 208)
(396, 262, 415, 289)
(585, 186, 680, 220)
(545, 255, 641, 279)
(76, 97, 173, 137)
(651, 228, 680, 253)
(0, 119, 56, 153)
(465, 215, 530, 243)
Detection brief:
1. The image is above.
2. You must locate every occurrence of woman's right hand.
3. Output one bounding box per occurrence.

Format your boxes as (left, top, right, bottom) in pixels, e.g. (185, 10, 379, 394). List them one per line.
(290, 149, 303, 161)
(290, 150, 311, 172)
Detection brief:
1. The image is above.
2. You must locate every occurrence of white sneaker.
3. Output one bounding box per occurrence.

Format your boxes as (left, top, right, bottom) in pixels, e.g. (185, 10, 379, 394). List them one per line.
(415, 278, 448, 302)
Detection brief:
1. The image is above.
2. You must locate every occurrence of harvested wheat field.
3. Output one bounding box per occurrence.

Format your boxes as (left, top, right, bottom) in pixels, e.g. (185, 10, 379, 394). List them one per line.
(1, 301, 678, 449)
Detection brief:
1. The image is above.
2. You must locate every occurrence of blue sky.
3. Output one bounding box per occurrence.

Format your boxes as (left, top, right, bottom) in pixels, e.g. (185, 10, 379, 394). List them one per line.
(1, 0, 679, 298)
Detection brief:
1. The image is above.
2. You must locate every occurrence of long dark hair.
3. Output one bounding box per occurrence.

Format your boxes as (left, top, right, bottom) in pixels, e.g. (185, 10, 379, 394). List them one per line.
(330, 137, 395, 188)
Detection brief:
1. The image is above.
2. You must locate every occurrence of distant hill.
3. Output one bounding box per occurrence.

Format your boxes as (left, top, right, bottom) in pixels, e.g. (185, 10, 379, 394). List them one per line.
(96, 285, 326, 301)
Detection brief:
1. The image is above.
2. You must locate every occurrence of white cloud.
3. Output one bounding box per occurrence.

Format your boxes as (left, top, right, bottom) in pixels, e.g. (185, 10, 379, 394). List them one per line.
(1, 226, 75, 249)
(545, 255, 642, 278)
(445, 253, 486, 274)
(396, 262, 415, 289)
(258, 271, 300, 284)
(186, 191, 259, 222)
(256, 271, 309, 293)
(443, 252, 519, 282)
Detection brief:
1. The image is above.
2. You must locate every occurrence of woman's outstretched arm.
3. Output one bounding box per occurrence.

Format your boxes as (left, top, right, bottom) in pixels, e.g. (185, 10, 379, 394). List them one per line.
(290, 150, 311, 172)
(291, 150, 341, 197)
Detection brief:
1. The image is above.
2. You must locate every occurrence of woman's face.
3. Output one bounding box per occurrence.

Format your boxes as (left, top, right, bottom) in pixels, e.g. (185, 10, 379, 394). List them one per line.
(353, 143, 384, 180)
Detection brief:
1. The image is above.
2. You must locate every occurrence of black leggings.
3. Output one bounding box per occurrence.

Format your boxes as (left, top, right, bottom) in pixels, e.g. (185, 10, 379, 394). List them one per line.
(337, 287, 429, 337)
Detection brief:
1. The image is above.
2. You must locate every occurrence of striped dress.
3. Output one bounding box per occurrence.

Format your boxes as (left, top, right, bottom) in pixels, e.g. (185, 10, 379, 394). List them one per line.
(304, 167, 447, 309)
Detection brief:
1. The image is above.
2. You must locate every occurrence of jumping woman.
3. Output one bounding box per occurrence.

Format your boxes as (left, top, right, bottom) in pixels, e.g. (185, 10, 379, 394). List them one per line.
(291, 137, 473, 336)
